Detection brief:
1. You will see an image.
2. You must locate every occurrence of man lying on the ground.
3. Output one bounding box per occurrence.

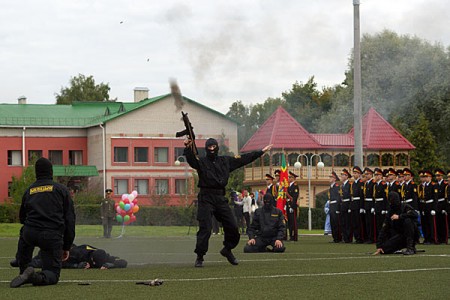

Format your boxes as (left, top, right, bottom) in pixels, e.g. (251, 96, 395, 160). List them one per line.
(243, 193, 286, 253)
(11, 244, 127, 269)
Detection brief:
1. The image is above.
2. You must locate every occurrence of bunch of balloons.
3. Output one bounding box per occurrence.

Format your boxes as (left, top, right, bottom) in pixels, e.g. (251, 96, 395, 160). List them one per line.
(115, 190, 140, 225)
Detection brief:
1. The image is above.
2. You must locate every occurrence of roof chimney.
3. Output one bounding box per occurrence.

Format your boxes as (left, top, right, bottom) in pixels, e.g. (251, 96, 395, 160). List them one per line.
(18, 96, 27, 104)
(133, 87, 149, 102)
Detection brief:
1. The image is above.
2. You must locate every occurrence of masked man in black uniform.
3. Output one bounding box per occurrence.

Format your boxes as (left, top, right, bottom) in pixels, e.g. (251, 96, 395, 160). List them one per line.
(10, 157, 76, 288)
(373, 192, 419, 255)
(244, 194, 286, 253)
(184, 137, 272, 267)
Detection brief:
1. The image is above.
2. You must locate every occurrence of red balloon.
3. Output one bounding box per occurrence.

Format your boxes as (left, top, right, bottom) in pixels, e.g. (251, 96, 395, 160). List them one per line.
(123, 199, 130, 204)
(120, 210, 126, 217)
(130, 215, 136, 223)
(132, 199, 138, 205)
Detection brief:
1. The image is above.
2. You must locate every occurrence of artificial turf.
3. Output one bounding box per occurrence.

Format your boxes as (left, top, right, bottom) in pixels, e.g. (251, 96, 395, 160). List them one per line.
(1, 226, 449, 299)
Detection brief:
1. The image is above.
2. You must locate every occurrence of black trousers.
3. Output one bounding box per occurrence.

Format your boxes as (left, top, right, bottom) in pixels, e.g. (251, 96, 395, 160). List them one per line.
(436, 202, 448, 243)
(243, 212, 251, 234)
(102, 218, 114, 238)
(18, 226, 63, 285)
(350, 209, 363, 242)
(287, 208, 298, 241)
(329, 210, 341, 242)
(364, 201, 375, 242)
(378, 218, 417, 254)
(195, 193, 240, 256)
(243, 237, 285, 253)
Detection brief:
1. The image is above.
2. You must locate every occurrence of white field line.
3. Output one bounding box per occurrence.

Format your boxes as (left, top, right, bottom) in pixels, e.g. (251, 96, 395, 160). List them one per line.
(1, 267, 448, 284)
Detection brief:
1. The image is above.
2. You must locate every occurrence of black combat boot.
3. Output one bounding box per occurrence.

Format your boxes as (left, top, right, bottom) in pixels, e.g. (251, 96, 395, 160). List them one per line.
(220, 247, 239, 265)
(10, 267, 36, 288)
(402, 238, 416, 255)
(194, 255, 204, 268)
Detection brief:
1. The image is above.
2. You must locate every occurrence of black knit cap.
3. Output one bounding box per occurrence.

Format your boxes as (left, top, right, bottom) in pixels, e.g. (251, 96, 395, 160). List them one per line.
(35, 157, 53, 179)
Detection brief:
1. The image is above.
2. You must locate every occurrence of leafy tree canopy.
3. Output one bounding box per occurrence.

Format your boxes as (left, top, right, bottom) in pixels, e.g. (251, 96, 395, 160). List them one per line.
(55, 74, 111, 104)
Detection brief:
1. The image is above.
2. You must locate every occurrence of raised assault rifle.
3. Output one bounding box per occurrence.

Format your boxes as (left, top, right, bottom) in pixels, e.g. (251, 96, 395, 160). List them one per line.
(176, 111, 198, 156)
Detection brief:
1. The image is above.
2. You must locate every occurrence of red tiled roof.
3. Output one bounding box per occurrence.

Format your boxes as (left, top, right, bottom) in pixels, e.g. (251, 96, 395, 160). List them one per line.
(240, 106, 414, 152)
(311, 134, 354, 148)
(240, 106, 322, 152)
(348, 108, 415, 150)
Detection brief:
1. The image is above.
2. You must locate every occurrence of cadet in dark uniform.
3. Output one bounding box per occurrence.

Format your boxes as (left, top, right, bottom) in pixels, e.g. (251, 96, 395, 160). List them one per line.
(244, 194, 286, 253)
(373, 168, 388, 242)
(10, 157, 76, 288)
(351, 166, 364, 243)
(363, 167, 376, 243)
(286, 171, 299, 241)
(422, 170, 438, 244)
(373, 192, 419, 255)
(402, 168, 419, 211)
(328, 171, 341, 243)
(387, 168, 401, 196)
(265, 174, 278, 207)
(184, 137, 272, 267)
(339, 169, 352, 243)
(434, 169, 448, 244)
(101, 188, 115, 238)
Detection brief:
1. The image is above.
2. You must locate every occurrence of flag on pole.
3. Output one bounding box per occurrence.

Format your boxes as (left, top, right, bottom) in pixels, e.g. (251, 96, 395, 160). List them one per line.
(276, 152, 288, 218)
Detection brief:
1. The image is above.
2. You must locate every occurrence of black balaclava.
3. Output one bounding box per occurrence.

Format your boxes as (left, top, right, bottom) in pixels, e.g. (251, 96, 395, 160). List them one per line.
(205, 138, 219, 160)
(263, 193, 274, 211)
(388, 191, 401, 213)
(35, 157, 53, 180)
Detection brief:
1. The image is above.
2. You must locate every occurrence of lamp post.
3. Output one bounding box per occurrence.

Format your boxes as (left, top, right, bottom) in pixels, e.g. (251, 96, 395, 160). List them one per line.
(294, 154, 325, 231)
(175, 156, 189, 205)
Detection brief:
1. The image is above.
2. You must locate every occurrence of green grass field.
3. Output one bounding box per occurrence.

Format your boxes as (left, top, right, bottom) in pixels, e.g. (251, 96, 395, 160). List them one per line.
(1, 224, 449, 299)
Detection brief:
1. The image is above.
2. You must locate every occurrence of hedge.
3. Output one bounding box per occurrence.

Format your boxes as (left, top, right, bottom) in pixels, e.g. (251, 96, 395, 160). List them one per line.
(0, 204, 327, 230)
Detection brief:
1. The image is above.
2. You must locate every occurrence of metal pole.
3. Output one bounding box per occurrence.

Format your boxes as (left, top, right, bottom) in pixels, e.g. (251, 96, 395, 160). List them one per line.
(308, 161, 312, 231)
(353, 0, 363, 167)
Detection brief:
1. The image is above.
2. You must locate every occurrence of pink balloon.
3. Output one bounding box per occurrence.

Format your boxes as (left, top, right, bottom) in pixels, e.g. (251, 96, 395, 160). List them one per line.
(121, 194, 128, 201)
(132, 190, 138, 198)
(116, 206, 122, 214)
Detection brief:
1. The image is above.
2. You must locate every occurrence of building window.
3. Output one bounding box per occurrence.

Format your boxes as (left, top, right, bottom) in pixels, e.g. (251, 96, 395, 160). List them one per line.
(114, 179, 128, 195)
(134, 179, 149, 195)
(8, 150, 22, 166)
(174, 147, 185, 163)
(175, 179, 187, 194)
(155, 179, 168, 195)
(49, 150, 63, 165)
(134, 147, 148, 163)
(154, 147, 168, 163)
(114, 147, 128, 163)
(69, 150, 83, 165)
(28, 150, 42, 164)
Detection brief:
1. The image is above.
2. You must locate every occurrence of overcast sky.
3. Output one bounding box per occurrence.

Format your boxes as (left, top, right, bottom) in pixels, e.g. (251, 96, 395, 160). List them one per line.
(0, 0, 449, 113)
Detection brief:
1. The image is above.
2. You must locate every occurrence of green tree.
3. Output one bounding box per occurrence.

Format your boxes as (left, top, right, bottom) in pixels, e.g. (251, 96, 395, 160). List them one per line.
(407, 113, 441, 173)
(10, 165, 36, 204)
(55, 74, 111, 104)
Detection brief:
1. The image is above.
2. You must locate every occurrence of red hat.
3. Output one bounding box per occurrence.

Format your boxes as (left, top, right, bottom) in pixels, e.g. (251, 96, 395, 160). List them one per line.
(364, 167, 374, 174)
(352, 166, 363, 174)
(374, 168, 383, 176)
(274, 169, 281, 176)
(403, 168, 414, 177)
(288, 171, 298, 178)
(435, 169, 445, 176)
(341, 169, 351, 177)
(265, 174, 274, 180)
(330, 171, 339, 181)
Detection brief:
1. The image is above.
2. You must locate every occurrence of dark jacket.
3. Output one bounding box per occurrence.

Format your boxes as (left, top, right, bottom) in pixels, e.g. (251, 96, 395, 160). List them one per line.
(247, 207, 286, 240)
(20, 178, 76, 251)
(184, 147, 263, 190)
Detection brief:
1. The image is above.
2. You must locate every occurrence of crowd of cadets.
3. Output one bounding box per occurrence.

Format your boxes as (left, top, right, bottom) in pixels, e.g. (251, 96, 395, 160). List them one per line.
(327, 166, 449, 245)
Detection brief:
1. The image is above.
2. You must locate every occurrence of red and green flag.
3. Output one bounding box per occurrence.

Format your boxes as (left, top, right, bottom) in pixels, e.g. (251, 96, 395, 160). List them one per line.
(276, 153, 288, 218)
